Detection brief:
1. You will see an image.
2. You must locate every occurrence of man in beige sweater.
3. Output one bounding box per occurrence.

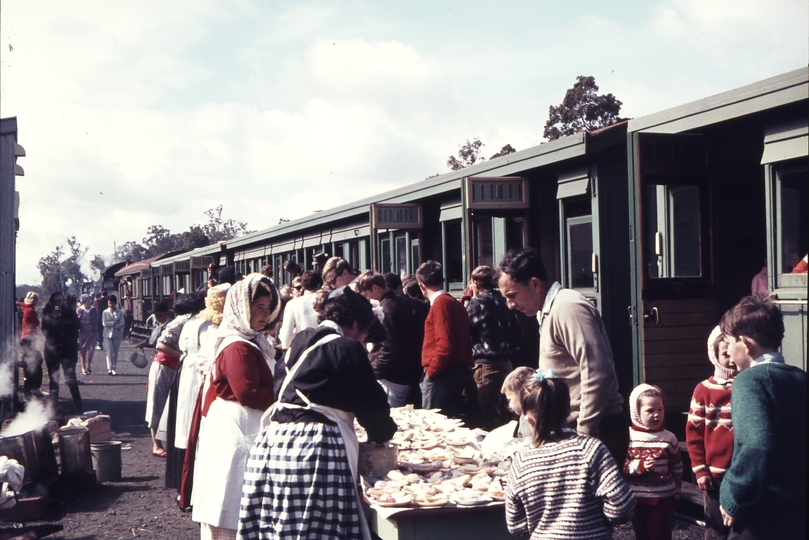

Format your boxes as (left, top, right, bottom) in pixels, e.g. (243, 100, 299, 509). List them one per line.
(499, 248, 627, 463)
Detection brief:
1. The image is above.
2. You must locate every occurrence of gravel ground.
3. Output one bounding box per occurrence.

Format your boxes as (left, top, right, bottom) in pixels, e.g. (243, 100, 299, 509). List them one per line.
(4, 340, 704, 540)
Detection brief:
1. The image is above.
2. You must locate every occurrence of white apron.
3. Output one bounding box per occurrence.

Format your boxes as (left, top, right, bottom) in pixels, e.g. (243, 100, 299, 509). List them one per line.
(263, 332, 373, 540)
(191, 336, 273, 530)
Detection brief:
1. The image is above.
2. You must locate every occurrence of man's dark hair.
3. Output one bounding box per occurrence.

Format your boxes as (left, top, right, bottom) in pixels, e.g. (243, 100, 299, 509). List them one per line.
(471, 265, 498, 291)
(260, 264, 273, 278)
(319, 295, 357, 328)
(356, 270, 387, 292)
(499, 248, 548, 284)
(384, 272, 402, 291)
(720, 295, 784, 350)
(300, 270, 323, 292)
(402, 275, 425, 300)
(416, 261, 444, 288)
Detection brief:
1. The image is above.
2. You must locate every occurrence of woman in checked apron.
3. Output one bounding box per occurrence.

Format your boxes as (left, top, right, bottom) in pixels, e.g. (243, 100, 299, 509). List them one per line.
(239, 286, 396, 540)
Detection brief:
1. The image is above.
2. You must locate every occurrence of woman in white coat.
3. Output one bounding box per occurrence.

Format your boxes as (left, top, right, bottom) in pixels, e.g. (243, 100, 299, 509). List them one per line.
(191, 275, 280, 540)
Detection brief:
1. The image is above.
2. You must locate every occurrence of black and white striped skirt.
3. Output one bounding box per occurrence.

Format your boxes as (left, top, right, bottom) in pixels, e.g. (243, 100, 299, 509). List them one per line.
(238, 421, 362, 540)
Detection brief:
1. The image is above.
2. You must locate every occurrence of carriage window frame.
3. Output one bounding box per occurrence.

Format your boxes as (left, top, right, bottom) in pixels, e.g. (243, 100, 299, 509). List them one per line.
(643, 182, 706, 281)
(773, 161, 808, 290)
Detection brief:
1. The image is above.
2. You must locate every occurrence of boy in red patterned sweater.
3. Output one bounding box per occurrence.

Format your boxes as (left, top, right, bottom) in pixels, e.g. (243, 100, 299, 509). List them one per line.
(686, 326, 738, 540)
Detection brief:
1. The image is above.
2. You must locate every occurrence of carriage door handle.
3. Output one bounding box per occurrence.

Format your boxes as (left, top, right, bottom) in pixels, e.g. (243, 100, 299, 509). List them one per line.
(643, 307, 660, 325)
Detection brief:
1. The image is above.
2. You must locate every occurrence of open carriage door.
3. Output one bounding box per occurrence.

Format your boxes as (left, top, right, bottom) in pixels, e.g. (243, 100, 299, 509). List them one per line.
(628, 133, 717, 409)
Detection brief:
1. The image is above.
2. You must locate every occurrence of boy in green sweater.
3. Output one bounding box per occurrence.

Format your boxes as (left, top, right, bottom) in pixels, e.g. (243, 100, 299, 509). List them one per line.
(718, 295, 806, 539)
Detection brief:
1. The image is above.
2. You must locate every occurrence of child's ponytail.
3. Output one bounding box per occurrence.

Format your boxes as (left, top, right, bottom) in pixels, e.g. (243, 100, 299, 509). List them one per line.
(520, 372, 570, 447)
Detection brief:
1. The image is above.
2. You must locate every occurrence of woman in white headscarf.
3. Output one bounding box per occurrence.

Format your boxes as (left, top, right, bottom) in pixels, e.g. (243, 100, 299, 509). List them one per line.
(191, 274, 281, 540)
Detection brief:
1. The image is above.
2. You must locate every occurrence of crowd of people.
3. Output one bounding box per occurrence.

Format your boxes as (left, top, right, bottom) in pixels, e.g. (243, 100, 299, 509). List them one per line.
(12, 247, 806, 540)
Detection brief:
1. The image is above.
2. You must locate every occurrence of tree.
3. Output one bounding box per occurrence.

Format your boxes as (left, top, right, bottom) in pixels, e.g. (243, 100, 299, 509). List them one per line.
(37, 237, 91, 295)
(38, 244, 65, 294)
(490, 144, 517, 159)
(447, 138, 486, 170)
(90, 254, 107, 275)
(115, 240, 148, 263)
(543, 75, 623, 141)
(202, 205, 252, 243)
(63, 236, 89, 296)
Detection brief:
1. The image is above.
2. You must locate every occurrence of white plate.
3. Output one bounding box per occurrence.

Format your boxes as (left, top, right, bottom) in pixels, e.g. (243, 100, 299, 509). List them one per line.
(408, 462, 443, 473)
(451, 495, 493, 506)
(373, 496, 413, 507)
(413, 498, 450, 507)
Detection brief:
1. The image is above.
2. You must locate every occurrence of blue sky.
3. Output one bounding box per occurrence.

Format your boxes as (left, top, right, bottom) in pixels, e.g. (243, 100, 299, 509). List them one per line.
(1, 0, 807, 285)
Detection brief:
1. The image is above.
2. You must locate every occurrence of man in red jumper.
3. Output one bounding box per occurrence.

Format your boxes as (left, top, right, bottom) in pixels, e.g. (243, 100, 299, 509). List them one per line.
(416, 261, 471, 418)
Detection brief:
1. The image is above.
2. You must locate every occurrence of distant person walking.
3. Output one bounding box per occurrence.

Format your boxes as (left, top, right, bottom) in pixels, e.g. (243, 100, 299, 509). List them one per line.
(102, 295, 125, 375)
(77, 295, 98, 375)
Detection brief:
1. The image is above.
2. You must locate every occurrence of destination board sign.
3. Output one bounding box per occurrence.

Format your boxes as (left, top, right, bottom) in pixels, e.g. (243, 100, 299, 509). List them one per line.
(466, 177, 529, 209)
(372, 203, 423, 229)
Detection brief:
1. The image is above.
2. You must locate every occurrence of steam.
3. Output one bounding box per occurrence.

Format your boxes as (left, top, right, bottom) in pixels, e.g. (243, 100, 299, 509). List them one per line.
(1, 400, 54, 437)
(0, 338, 55, 437)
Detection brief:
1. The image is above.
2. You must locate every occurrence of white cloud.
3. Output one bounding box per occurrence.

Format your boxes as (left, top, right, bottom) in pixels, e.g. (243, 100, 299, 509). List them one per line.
(3, 0, 807, 285)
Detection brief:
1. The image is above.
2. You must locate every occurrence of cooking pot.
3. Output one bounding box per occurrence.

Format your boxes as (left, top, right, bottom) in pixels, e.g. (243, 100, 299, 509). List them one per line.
(358, 442, 398, 479)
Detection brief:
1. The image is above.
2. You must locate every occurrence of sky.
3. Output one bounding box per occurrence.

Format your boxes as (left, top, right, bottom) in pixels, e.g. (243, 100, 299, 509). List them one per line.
(1, 0, 807, 285)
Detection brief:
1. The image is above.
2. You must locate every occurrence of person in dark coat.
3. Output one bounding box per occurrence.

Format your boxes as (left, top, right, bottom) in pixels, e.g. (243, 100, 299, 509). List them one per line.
(41, 291, 82, 413)
(357, 270, 420, 407)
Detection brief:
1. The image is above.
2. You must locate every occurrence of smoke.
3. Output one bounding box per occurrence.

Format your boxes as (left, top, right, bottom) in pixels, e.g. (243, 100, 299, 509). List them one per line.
(0, 335, 21, 397)
(1, 399, 54, 437)
(0, 337, 55, 437)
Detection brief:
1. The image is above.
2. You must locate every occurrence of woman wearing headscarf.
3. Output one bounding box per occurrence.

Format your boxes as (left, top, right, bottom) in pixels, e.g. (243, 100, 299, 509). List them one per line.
(191, 274, 281, 540)
(238, 286, 396, 540)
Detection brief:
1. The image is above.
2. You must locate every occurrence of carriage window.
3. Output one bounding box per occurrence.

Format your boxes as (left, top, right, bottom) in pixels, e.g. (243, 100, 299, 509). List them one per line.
(395, 234, 407, 275)
(443, 220, 464, 288)
(411, 238, 420, 271)
(379, 236, 391, 273)
(475, 217, 494, 268)
(776, 164, 808, 287)
(567, 215, 593, 289)
(645, 184, 702, 278)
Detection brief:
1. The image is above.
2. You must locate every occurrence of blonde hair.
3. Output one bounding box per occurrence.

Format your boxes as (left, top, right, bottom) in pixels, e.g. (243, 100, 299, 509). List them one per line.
(24, 291, 39, 305)
(199, 284, 230, 325)
(501, 366, 536, 395)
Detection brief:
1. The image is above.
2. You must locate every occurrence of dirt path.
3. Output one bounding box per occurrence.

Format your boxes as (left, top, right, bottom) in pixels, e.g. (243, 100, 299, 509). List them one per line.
(11, 341, 198, 540)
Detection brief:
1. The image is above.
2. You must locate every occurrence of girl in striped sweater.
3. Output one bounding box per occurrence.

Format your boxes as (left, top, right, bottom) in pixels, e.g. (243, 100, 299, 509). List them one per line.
(505, 372, 635, 539)
(623, 383, 683, 540)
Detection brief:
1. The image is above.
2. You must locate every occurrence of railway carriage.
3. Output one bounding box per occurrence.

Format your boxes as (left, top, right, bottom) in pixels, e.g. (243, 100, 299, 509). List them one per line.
(200, 68, 807, 436)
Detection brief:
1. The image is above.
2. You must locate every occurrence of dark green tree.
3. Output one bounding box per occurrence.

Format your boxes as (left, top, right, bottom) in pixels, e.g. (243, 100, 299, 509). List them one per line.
(544, 75, 623, 141)
(447, 138, 485, 170)
(38, 244, 66, 294)
(202, 205, 252, 242)
(490, 144, 517, 159)
(37, 237, 90, 295)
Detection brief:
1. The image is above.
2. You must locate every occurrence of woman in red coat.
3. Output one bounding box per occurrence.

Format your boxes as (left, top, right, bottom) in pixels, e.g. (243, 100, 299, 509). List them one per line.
(17, 291, 40, 342)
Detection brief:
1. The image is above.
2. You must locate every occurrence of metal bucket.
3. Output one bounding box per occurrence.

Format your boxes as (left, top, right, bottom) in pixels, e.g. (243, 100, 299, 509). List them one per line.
(58, 427, 94, 476)
(90, 441, 122, 482)
(0, 429, 39, 483)
(358, 442, 398, 479)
